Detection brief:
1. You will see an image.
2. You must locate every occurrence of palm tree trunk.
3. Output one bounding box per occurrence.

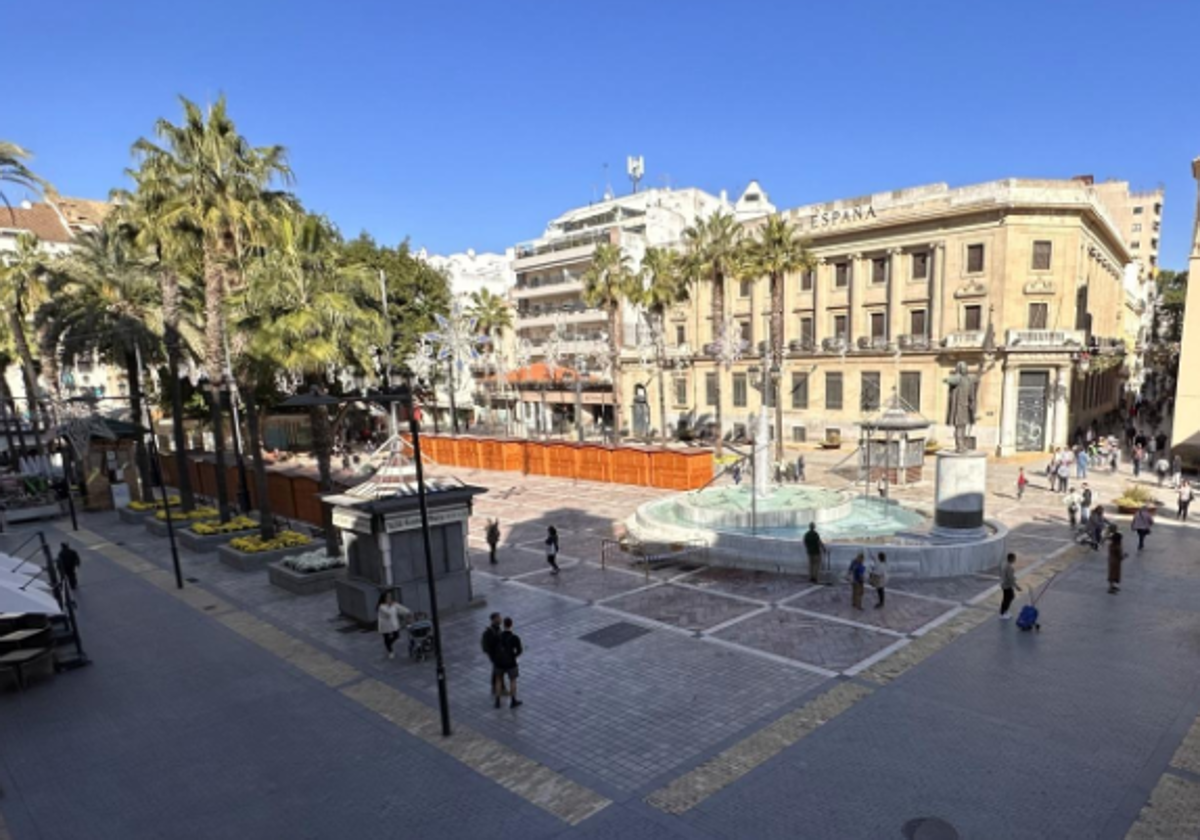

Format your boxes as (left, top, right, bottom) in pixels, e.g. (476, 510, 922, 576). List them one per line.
(656, 312, 669, 448)
(242, 378, 275, 541)
(209, 386, 231, 522)
(711, 270, 725, 456)
(124, 349, 154, 501)
(37, 331, 61, 422)
(10, 310, 48, 469)
(771, 271, 786, 462)
(609, 305, 622, 444)
(203, 247, 231, 522)
(310, 403, 337, 556)
(162, 271, 196, 511)
(0, 373, 19, 462)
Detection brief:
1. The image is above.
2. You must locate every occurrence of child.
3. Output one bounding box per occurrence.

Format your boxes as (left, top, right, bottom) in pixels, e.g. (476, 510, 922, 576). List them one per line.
(1016, 468, 1028, 500)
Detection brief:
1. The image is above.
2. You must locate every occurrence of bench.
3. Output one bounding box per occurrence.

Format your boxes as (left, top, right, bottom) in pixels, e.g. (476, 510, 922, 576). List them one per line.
(0, 647, 54, 690)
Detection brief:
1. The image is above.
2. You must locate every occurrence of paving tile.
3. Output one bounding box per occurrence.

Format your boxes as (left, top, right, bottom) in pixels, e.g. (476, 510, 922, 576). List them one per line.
(515, 563, 651, 602)
(681, 567, 817, 603)
(714, 609, 898, 671)
(601, 584, 761, 632)
(785, 586, 954, 634)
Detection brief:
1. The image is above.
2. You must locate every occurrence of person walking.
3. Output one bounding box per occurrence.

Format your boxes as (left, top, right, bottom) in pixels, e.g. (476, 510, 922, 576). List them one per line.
(485, 519, 501, 565)
(1132, 504, 1154, 551)
(1107, 531, 1127, 594)
(1064, 486, 1081, 529)
(999, 552, 1021, 620)
(495, 617, 523, 709)
(376, 591, 408, 660)
(1172, 454, 1184, 489)
(1076, 447, 1089, 480)
(869, 552, 888, 609)
(803, 523, 825, 584)
(731, 463, 742, 486)
(847, 553, 866, 611)
(544, 526, 561, 574)
(1056, 461, 1070, 494)
(1016, 467, 1028, 500)
(481, 612, 505, 707)
(57, 542, 82, 591)
(1179, 481, 1193, 521)
(1133, 444, 1144, 478)
(1079, 482, 1092, 525)
(796, 454, 806, 483)
(1087, 504, 1109, 550)
(1155, 456, 1170, 487)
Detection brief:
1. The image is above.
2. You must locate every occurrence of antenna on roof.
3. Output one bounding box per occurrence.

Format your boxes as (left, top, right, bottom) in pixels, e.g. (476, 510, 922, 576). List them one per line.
(627, 156, 645, 194)
(603, 163, 614, 201)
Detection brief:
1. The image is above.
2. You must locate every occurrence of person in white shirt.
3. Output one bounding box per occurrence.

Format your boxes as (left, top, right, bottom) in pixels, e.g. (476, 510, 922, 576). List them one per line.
(376, 590, 410, 660)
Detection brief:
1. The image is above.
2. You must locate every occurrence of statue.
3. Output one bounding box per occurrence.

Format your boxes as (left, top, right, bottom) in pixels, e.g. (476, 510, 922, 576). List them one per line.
(944, 361, 978, 453)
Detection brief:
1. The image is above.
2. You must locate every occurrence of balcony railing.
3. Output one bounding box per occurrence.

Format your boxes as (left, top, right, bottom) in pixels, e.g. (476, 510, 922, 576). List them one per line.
(514, 229, 610, 260)
(821, 337, 848, 353)
(856, 336, 891, 352)
(897, 334, 932, 351)
(1005, 329, 1085, 348)
(788, 338, 816, 353)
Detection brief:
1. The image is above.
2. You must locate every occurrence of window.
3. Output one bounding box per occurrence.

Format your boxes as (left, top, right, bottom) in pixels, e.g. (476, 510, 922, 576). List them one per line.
(967, 244, 985, 273)
(1131, 223, 1142, 233)
(737, 320, 751, 344)
(673, 378, 688, 406)
(1154, 203, 1162, 215)
(1028, 302, 1048, 329)
(732, 373, 748, 407)
(1075, 286, 1089, 331)
(871, 257, 888, 284)
(799, 316, 814, 345)
(964, 305, 982, 331)
(870, 312, 886, 340)
(791, 426, 807, 443)
(833, 314, 848, 339)
(861, 372, 881, 412)
(739, 280, 751, 297)
(1151, 238, 1158, 250)
(1131, 241, 1140, 250)
(825, 373, 843, 410)
(1032, 241, 1052, 271)
(911, 251, 929, 280)
(899, 371, 921, 410)
(791, 372, 809, 409)
(1133, 206, 1144, 215)
(800, 269, 814, 291)
(835, 262, 849, 287)
(675, 325, 686, 346)
(910, 309, 927, 337)
(705, 372, 717, 406)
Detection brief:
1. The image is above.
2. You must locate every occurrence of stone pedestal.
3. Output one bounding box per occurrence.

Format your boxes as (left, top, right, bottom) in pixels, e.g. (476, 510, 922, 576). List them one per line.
(933, 451, 987, 536)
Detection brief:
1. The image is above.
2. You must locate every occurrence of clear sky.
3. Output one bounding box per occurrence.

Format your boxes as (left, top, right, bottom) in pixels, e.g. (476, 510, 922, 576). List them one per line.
(5, 0, 1199, 269)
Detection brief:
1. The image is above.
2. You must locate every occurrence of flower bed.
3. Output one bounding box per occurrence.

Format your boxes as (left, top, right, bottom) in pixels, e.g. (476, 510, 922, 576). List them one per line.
(268, 549, 347, 596)
(178, 516, 259, 554)
(229, 531, 311, 553)
(129, 497, 181, 512)
(191, 516, 257, 535)
(218, 531, 314, 573)
(119, 497, 181, 525)
(1115, 485, 1159, 514)
(156, 506, 219, 522)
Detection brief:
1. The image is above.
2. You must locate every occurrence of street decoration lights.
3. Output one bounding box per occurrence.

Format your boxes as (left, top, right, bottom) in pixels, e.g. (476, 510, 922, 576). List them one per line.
(423, 301, 488, 436)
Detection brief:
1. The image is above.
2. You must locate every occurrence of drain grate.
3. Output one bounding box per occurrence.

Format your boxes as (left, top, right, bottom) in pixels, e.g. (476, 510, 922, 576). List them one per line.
(185, 577, 200, 583)
(579, 621, 652, 649)
(902, 817, 959, 840)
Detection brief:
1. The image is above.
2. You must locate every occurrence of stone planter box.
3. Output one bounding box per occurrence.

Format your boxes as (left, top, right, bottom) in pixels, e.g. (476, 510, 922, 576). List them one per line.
(268, 560, 346, 596)
(118, 506, 157, 525)
(218, 541, 314, 573)
(145, 516, 217, 538)
(178, 527, 258, 554)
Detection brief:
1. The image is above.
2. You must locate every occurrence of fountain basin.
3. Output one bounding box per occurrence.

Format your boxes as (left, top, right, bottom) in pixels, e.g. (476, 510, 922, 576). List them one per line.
(671, 486, 855, 530)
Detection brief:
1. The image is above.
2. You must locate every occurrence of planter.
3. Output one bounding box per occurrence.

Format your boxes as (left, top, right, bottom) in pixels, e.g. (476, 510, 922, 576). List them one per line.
(178, 527, 258, 554)
(146, 516, 216, 539)
(268, 560, 346, 596)
(118, 506, 156, 525)
(218, 541, 314, 573)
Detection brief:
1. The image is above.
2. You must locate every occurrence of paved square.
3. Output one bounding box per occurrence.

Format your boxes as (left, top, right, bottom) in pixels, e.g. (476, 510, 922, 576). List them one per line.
(714, 608, 900, 671)
(679, 567, 818, 603)
(600, 584, 762, 632)
(785, 585, 954, 634)
(513, 563, 652, 602)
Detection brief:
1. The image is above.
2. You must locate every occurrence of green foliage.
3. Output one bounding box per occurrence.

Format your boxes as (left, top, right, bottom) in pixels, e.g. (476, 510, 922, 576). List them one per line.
(1156, 269, 1188, 342)
(0, 140, 49, 215)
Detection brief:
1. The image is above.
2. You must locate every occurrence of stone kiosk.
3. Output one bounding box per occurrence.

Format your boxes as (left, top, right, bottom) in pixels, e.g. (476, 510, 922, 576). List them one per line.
(327, 478, 486, 625)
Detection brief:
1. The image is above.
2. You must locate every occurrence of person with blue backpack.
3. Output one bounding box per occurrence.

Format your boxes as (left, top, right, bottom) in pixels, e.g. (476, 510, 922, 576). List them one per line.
(999, 553, 1021, 620)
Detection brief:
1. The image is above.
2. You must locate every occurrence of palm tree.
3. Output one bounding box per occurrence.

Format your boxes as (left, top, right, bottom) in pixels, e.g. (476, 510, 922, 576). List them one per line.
(234, 211, 386, 553)
(582, 242, 636, 443)
(746, 215, 814, 461)
(0, 141, 48, 222)
(43, 222, 168, 498)
(469, 288, 513, 429)
(682, 211, 744, 454)
(132, 95, 293, 522)
(0, 232, 51, 468)
(637, 246, 688, 446)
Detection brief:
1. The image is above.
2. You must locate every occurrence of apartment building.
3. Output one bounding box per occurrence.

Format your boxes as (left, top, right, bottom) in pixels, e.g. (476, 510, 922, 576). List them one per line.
(1172, 157, 1200, 465)
(618, 177, 1136, 455)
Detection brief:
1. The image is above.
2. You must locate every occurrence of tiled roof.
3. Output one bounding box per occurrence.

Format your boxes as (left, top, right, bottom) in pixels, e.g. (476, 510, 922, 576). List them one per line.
(52, 196, 111, 230)
(0, 202, 72, 243)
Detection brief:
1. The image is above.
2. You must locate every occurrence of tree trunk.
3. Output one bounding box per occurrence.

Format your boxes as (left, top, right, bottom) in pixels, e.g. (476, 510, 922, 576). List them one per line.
(210, 386, 230, 522)
(609, 305, 622, 445)
(162, 271, 196, 511)
(124, 349, 154, 502)
(310, 403, 337, 557)
(711, 269, 725, 455)
(771, 270, 786, 462)
(36, 330, 61, 421)
(656, 311, 669, 448)
(0, 373, 19, 463)
(203, 245, 231, 522)
(242, 380, 275, 541)
(9, 310, 48, 469)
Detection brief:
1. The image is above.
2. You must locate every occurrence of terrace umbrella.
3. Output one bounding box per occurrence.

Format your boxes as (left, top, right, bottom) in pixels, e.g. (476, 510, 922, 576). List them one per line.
(0, 580, 61, 615)
(0, 554, 39, 575)
(0, 569, 50, 592)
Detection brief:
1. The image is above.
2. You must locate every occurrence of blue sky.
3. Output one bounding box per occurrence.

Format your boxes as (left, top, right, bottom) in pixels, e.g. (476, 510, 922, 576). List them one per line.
(6, 0, 1199, 269)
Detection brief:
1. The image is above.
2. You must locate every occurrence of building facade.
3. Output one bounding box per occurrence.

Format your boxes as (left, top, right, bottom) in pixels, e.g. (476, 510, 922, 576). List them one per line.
(1171, 158, 1200, 465)
(618, 178, 1137, 455)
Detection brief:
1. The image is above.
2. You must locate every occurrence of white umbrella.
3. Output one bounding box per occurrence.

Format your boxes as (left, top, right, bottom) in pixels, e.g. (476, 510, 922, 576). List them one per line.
(0, 580, 61, 615)
(0, 569, 51, 592)
(0, 554, 43, 576)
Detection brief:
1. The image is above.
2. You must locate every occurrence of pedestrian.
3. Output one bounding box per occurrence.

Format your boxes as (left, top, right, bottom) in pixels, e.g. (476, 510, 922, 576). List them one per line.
(1155, 457, 1170, 487)
(1088, 504, 1108, 550)
(481, 612, 505, 706)
(1132, 504, 1154, 551)
(1056, 461, 1070, 494)
(796, 454, 806, 483)
(1079, 482, 1092, 524)
(1156, 431, 1168, 453)
(495, 617, 523, 709)
(869, 552, 888, 609)
(1179, 481, 1193, 521)
(1171, 455, 1183, 489)
(1107, 531, 1127, 594)
(377, 591, 408, 660)
(1076, 448, 1089, 479)
(1110, 449, 1119, 473)
(731, 463, 742, 486)
(1064, 486, 1080, 529)
(999, 552, 1021, 620)
(1016, 467, 1028, 500)
(1133, 445, 1144, 478)
(803, 522, 824, 584)
(877, 476, 886, 498)
(485, 519, 501, 565)
(847, 553, 866, 611)
(57, 542, 82, 590)
(545, 526, 560, 574)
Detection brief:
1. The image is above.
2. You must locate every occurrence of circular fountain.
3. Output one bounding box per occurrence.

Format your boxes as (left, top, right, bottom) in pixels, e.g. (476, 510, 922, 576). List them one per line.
(627, 411, 1007, 579)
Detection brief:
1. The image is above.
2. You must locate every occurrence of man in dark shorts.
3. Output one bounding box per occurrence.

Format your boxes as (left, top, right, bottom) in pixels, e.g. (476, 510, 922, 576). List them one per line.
(804, 523, 824, 583)
(495, 617, 523, 709)
(480, 612, 504, 707)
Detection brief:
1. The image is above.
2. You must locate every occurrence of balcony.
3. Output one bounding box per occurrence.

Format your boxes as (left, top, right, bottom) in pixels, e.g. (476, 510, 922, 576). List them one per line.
(513, 270, 585, 300)
(856, 336, 891, 352)
(897, 334, 932, 351)
(821, 337, 848, 354)
(1004, 329, 1085, 348)
(513, 230, 610, 271)
(516, 304, 607, 329)
(788, 338, 816, 354)
(942, 331, 986, 349)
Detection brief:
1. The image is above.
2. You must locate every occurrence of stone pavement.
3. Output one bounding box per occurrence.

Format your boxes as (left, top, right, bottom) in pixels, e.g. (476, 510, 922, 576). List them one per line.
(1, 455, 1198, 839)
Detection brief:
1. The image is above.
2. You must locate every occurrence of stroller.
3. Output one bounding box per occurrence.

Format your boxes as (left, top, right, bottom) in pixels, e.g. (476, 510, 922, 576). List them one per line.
(407, 614, 434, 662)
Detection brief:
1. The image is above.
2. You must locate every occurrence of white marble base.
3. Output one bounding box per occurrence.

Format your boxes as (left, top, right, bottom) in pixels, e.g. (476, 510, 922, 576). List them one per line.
(934, 451, 987, 530)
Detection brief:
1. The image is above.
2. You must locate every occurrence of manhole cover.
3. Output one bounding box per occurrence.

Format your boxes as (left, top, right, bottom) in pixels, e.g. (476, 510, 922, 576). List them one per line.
(186, 577, 200, 583)
(902, 817, 959, 840)
(579, 621, 652, 649)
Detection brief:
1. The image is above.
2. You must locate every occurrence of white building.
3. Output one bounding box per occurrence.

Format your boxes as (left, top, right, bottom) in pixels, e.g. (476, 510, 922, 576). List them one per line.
(416, 247, 516, 301)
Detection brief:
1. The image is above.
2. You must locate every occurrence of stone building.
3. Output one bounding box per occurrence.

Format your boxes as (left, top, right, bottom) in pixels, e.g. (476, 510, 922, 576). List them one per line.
(618, 177, 1140, 455)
